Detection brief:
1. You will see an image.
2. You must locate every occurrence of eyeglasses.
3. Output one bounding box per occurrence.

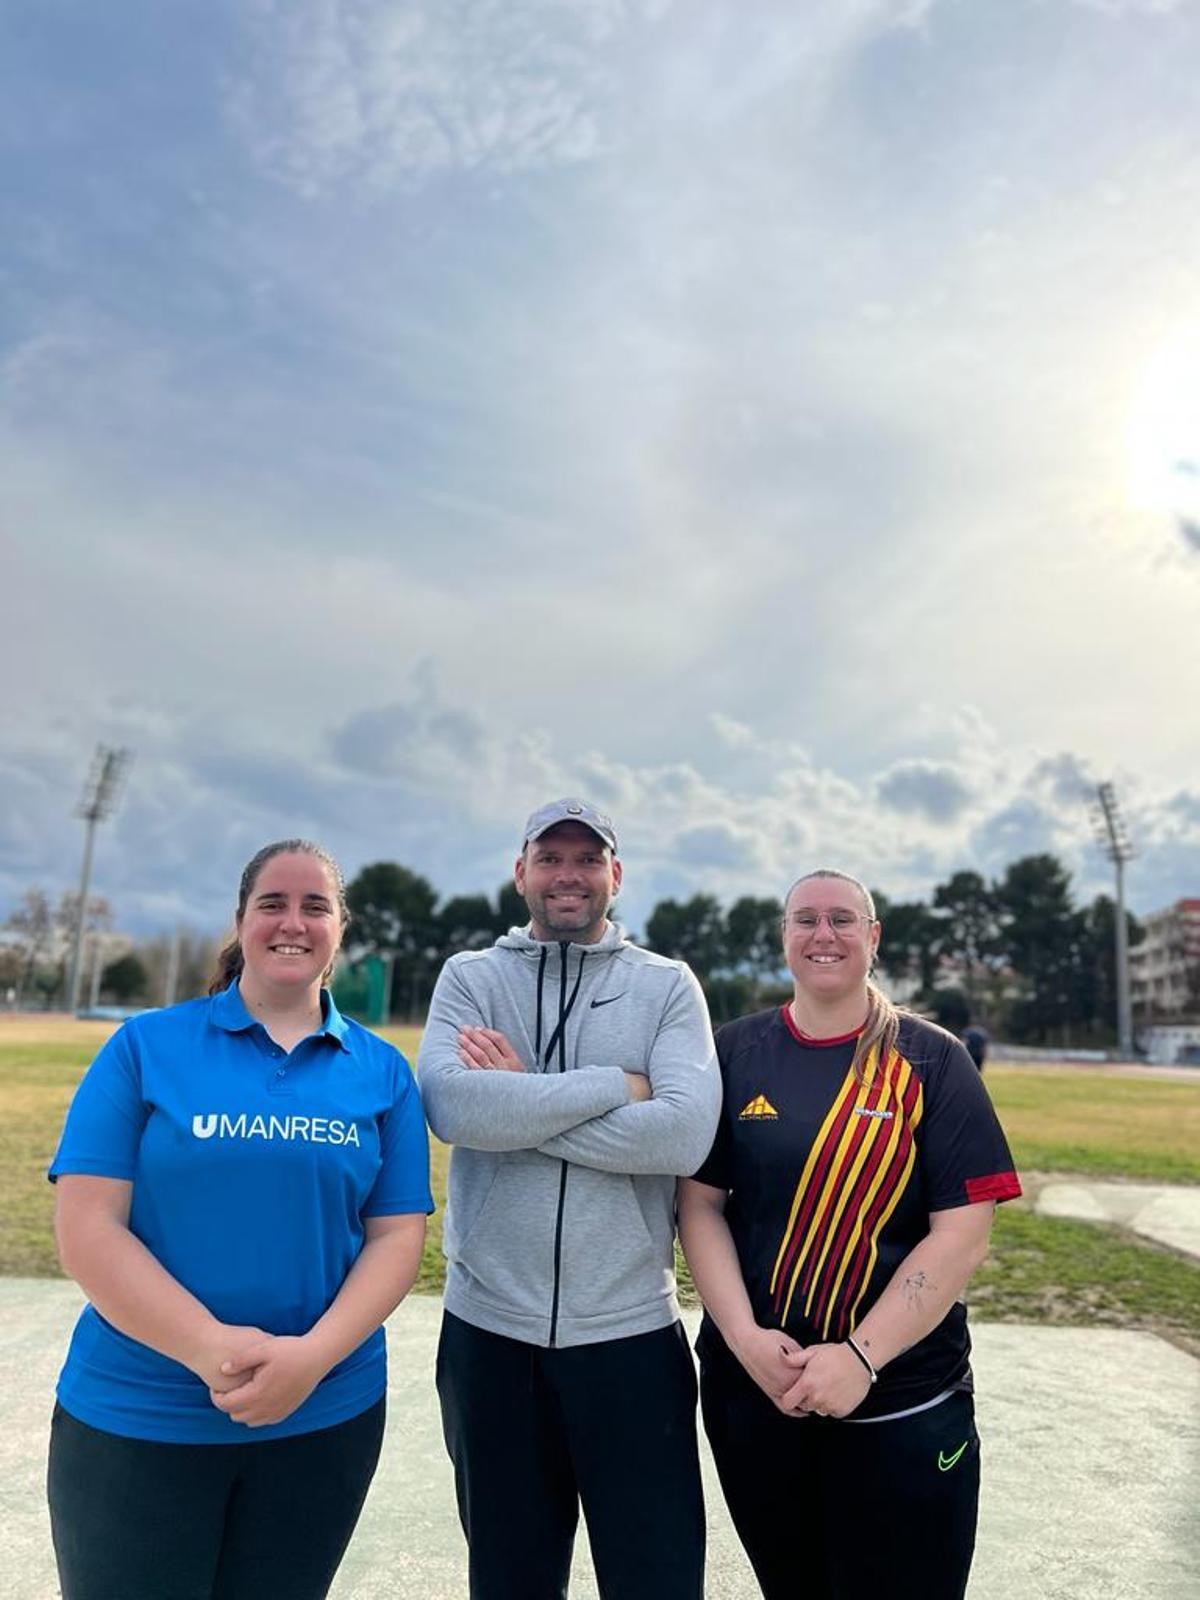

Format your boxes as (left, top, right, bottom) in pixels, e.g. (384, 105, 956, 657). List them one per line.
(784, 910, 871, 934)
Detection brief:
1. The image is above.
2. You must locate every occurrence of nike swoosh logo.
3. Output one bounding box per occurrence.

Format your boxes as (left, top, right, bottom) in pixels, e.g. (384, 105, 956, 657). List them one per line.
(590, 994, 626, 1008)
(938, 1441, 969, 1472)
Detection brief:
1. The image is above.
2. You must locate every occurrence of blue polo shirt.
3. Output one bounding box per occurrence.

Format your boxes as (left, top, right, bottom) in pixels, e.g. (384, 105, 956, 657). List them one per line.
(49, 984, 434, 1444)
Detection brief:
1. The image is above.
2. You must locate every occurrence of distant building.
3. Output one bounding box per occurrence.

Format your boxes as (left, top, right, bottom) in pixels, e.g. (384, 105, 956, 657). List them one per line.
(1138, 1023, 1200, 1067)
(1131, 898, 1200, 1062)
(1131, 898, 1200, 1016)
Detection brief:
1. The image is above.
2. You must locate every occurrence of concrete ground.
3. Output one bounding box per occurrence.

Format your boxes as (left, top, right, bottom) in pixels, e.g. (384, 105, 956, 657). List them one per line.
(1036, 1180, 1200, 1259)
(4, 1284, 1198, 1600)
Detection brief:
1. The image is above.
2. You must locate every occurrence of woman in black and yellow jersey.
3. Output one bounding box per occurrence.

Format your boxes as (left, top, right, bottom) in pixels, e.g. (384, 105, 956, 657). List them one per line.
(678, 869, 1021, 1600)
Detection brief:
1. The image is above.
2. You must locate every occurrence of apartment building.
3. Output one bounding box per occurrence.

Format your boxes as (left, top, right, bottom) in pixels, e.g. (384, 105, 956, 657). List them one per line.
(1130, 897, 1200, 1019)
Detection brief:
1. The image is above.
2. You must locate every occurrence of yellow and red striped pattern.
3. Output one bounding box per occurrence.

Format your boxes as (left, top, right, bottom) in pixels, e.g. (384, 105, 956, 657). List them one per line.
(769, 1044, 924, 1339)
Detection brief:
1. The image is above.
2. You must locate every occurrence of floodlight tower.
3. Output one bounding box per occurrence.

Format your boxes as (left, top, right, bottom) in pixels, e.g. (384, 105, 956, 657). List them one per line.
(67, 745, 131, 1015)
(1094, 782, 1134, 1058)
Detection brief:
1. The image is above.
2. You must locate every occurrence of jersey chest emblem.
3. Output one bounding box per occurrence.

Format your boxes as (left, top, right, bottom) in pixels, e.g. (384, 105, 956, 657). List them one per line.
(738, 1093, 779, 1121)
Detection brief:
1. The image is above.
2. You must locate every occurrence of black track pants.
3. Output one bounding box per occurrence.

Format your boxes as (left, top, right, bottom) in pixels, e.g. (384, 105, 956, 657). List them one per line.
(47, 1399, 385, 1600)
(436, 1312, 706, 1600)
(701, 1355, 980, 1600)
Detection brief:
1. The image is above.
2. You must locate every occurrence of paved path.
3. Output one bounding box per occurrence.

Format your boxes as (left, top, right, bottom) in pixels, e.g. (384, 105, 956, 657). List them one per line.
(992, 1056, 1200, 1084)
(1036, 1180, 1200, 1259)
(4, 1284, 1198, 1600)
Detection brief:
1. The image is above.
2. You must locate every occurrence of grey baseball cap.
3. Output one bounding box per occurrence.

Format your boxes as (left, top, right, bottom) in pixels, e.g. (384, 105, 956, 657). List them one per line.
(522, 798, 618, 853)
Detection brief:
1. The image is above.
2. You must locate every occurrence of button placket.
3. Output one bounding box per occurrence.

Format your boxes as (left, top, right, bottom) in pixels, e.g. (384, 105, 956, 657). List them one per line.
(267, 1043, 294, 1095)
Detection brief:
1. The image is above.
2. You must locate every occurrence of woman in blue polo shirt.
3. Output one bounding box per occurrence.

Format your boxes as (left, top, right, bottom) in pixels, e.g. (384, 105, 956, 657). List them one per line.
(678, 868, 1021, 1600)
(47, 838, 434, 1600)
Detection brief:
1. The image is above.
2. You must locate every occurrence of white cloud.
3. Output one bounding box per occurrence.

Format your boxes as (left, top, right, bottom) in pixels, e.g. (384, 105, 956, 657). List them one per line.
(674, 822, 763, 871)
(226, 0, 948, 196)
(876, 760, 974, 822)
(5, 0, 1200, 949)
(227, 0, 675, 194)
(1069, 1, 1185, 14)
(4, 685, 1194, 941)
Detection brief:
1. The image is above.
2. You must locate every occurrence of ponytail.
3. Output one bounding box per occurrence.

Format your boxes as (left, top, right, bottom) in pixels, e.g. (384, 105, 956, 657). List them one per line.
(850, 979, 901, 1084)
(207, 937, 244, 996)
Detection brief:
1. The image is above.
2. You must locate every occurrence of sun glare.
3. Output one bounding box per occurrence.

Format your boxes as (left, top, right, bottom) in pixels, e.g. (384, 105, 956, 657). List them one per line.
(1128, 329, 1200, 521)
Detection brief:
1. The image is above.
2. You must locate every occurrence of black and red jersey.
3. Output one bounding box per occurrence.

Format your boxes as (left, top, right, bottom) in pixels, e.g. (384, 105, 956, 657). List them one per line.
(692, 1006, 1021, 1418)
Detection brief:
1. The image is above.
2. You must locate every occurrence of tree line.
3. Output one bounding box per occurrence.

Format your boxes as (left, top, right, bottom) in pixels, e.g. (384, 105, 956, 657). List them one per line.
(2, 851, 1143, 1044)
(0, 887, 214, 1010)
(340, 852, 1143, 1043)
(632, 855, 1139, 1042)
(873, 856, 1141, 1045)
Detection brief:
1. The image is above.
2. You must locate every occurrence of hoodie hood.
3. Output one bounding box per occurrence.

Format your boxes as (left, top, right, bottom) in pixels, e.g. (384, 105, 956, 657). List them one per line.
(495, 921, 630, 958)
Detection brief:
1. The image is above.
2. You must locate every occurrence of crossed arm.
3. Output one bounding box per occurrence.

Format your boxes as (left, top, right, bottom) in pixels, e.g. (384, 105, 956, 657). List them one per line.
(531, 971, 721, 1175)
(417, 964, 720, 1177)
(54, 1176, 426, 1427)
(677, 1177, 994, 1418)
(416, 967, 634, 1151)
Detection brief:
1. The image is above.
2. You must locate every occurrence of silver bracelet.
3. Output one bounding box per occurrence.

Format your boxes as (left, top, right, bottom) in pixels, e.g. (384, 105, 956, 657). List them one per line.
(845, 1333, 878, 1384)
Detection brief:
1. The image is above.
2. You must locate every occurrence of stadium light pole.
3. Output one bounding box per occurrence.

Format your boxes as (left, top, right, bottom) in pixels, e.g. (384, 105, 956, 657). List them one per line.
(67, 746, 131, 1015)
(164, 926, 182, 1008)
(1093, 782, 1134, 1058)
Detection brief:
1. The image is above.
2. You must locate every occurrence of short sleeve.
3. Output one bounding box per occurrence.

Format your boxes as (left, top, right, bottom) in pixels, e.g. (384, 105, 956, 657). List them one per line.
(48, 1024, 148, 1182)
(919, 1034, 1022, 1212)
(690, 1027, 734, 1187)
(362, 1053, 435, 1217)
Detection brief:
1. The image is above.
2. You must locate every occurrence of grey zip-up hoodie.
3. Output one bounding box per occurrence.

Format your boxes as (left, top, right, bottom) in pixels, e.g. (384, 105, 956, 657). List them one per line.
(417, 923, 720, 1348)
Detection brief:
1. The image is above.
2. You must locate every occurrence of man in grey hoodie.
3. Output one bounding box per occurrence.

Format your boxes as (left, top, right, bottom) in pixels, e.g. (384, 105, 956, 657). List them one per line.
(418, 799, 721, 1600)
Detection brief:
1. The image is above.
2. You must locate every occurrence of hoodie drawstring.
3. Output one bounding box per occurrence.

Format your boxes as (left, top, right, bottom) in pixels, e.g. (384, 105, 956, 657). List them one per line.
(546, 942, 587, 1347)
(543, 947, 586, 1068)
(534, 946, 549, 1064)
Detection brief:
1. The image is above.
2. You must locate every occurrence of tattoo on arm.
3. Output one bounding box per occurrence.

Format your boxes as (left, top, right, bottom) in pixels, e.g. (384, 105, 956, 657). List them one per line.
(902, 1270, 934, 1309)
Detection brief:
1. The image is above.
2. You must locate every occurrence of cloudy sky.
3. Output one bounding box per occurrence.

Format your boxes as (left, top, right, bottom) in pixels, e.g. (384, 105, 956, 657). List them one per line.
(3, 0, 1199, 941)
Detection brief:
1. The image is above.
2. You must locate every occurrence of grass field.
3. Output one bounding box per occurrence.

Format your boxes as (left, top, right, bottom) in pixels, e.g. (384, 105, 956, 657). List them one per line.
(983, 1062, 1200, 1182)
(3, 1020, 1198, 1353)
